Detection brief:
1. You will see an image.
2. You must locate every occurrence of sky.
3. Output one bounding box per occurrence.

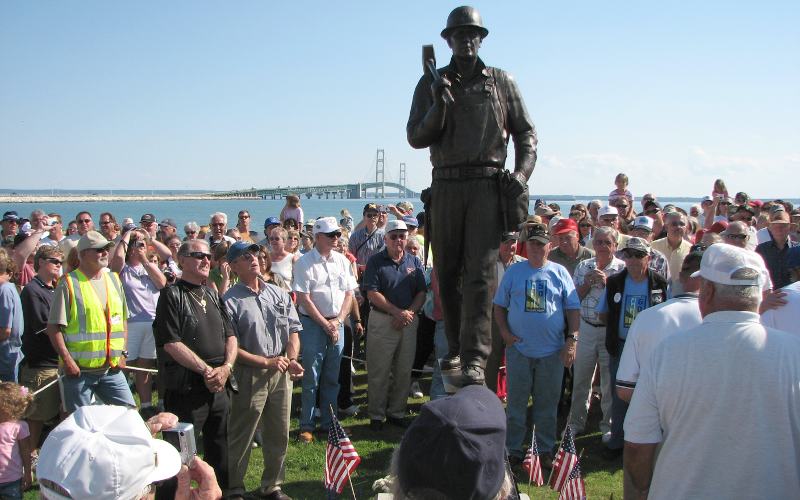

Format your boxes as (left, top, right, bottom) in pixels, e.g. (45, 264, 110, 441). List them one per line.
(1, 1, 798, 198)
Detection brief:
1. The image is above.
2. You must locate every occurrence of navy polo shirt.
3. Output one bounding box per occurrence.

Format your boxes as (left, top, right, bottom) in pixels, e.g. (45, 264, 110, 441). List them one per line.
(363, 249, 426, 310)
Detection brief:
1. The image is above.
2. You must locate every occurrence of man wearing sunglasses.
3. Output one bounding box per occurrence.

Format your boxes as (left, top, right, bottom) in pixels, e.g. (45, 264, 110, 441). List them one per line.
(362, 220, 426, 430)
(597, 237, 669, 459)
(47, 231, 136, 413)
(293, 217, 357, 443)
(153, 238, 238, 497)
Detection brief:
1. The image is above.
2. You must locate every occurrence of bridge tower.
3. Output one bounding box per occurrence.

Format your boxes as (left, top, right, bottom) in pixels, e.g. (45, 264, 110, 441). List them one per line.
(375, 149, 385, 198)
(399, 163, 407, 197)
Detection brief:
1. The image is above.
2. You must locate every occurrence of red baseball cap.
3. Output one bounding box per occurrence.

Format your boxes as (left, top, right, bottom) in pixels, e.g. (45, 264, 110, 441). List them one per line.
(552, 218, 578, 235)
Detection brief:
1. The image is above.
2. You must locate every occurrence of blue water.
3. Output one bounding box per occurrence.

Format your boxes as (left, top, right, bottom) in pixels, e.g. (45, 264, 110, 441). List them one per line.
(2, 196, 795, 231)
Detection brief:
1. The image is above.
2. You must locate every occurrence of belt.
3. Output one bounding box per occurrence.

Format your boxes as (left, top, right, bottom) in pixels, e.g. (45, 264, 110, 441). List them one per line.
(432, 166, 500, 180)
(300, 313, 338, 321)
(582, 318, 606, 327)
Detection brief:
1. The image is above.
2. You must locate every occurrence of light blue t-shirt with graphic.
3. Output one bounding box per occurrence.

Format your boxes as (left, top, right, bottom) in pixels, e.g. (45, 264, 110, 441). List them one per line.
(597, 275, 654, 340)
(493, 261, 580, 358)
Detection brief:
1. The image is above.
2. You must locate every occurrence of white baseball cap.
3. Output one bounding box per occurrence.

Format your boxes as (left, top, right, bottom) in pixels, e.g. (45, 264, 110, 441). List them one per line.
(385, 220, 408, 233)
(632, 215, 654, 232)
(598, 206, 619, 218)
(312, 216, 340, 235)
(690, 243, 767, 286)
(38, 405, 182, 500)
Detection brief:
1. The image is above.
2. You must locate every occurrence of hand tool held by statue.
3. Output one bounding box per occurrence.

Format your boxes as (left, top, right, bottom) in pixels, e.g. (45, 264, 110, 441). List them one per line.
(407, 6, 538, 387)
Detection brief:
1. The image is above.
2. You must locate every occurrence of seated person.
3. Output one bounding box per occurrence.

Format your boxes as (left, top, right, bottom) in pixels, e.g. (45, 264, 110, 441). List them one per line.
(387, 385, 528, 500)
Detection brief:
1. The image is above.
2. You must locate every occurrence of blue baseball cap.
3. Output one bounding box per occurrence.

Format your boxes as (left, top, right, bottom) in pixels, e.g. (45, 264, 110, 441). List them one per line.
(226, 241, 260, 263)
(263, 216, 280, 228)
(402, 216, 419, 228)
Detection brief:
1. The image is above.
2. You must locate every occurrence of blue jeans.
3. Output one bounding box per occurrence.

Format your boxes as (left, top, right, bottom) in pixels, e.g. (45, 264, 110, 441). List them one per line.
(505, 347, 563, 457)
(0, 479, 22, 499)
(60, 368, 136, 413)
(608, 348, 628, 450)
(430, 320, 449, 401)
(0, 345, 21, 382)
(299, 316, 343, 431)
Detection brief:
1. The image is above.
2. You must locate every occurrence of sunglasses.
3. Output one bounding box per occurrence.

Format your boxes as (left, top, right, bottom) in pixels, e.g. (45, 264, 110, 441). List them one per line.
(44, 258, 62, 265)
(623, 249, 648, 259)
(185, 252, 212, 260)
(236, 252, 258, 261)
(239, 215, 250, 219)
(388, 233, 407, 241)
(365, 213, 379, 219)
(91, 247, 109, 254)
(724, 233, 748, 240)
(185, 230, 197, 235)
(324, 232, 342, 239)
(78, 219, 92, 224)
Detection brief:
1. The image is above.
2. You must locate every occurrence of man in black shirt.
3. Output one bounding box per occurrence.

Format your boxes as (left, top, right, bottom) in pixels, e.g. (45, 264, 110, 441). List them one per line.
(153, 239, 237, 496)
(19, 246, 63, 454)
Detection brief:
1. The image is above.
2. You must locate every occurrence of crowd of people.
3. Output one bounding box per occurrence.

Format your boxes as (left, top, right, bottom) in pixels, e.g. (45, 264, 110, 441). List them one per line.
(0, 174, 799, 498)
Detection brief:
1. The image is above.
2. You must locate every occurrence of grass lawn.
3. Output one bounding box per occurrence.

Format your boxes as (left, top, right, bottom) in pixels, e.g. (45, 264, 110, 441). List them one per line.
(24, 369, 623, 499)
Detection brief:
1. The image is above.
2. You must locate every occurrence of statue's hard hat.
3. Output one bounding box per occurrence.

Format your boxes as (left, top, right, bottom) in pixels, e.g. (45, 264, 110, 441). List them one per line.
(441, 6, 489, 39)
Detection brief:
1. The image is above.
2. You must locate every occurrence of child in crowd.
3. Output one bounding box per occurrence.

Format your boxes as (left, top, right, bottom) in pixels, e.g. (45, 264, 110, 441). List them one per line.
(712, 178, 729, 200)
(279, 194, 305, 226)
(0, 382, 33, 497)
(608, 173, 634, 205)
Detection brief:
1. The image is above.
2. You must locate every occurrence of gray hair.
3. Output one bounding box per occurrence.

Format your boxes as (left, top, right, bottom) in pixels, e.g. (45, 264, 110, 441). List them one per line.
(593, 225, 618, 243)
(30, 209, 47, 221)
(710, 267, 761, 309)
(588, 199, 602, 209)
(184, 221, 200, 233)
(178, 239, 210, 256)
(209, 212, 227, 225)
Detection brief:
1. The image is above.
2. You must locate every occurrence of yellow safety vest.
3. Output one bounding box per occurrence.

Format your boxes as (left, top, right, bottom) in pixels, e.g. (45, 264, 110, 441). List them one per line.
(63, 270, 126, 369)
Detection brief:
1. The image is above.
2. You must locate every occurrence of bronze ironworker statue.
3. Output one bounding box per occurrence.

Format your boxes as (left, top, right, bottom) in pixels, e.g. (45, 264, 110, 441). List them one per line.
(407, 6, 537, 385)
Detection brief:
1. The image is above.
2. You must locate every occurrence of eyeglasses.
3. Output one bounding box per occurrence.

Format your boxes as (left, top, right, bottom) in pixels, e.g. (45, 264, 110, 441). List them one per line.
(185, 230, 197, 235)
(184, 252, 212, 260)
(44, 258, 62, 265)
(78, 219, 92, 224)
(365, 213, 379, 219)
(388, 233, 407, 241)
(594, 239, 614, 246)
(622, 249, 648, 259)
(324, 232, 342, 239)
(724, 233, 748, 240)
(100, 220, 112, 225)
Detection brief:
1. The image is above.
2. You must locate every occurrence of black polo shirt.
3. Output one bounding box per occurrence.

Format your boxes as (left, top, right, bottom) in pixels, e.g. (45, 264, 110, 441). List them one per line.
(21, 276, 58, 368)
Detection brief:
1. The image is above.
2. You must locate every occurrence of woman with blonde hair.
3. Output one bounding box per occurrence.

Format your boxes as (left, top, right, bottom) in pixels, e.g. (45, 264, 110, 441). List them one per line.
(268, 227, 298, 286)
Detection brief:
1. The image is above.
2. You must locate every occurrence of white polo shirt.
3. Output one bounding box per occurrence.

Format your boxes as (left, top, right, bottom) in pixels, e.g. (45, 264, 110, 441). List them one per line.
(616, 293, 702, 389)
(761, 281, 800, 335)
(625, 311, 800, 499)
(292, 248, 357, 318)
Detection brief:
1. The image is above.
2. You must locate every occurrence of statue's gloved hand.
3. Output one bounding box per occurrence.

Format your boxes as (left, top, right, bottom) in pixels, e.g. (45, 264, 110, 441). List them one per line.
(430, 76, 453, 105)
(500, 170, 527, 199)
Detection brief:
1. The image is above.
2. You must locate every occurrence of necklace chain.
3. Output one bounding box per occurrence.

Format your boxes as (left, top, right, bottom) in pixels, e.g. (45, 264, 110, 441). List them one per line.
(187, 287, 207, 313)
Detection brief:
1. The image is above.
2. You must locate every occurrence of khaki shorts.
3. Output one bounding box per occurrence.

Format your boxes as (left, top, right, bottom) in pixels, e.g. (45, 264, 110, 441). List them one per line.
(19, 366, 61, 421)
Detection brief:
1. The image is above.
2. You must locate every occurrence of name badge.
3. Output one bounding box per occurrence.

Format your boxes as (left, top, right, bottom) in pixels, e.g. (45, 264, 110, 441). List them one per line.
(110, 314, 123, 325)
(613, 293, 622, 304)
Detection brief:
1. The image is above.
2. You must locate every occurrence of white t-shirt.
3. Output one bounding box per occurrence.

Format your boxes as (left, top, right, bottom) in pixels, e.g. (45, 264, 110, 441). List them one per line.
(616, 293, 702, 389)
(756, 226, 772, 245)
(761, 281, 800, 335)
(624, 311, 800, 499)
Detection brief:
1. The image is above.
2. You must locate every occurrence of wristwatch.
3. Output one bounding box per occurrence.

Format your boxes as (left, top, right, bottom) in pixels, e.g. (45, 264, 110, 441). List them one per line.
(121, 350, 129, 358)
(566, 333, 579, 342)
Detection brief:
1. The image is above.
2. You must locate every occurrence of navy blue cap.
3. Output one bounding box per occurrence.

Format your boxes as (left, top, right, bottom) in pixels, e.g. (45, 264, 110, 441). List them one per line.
(396, 385, 506, 500)
(263, 216, 280, 228)
(2, 211, 19, 222)
(226, 241, 260, 263)
(401, 215, 418, 228)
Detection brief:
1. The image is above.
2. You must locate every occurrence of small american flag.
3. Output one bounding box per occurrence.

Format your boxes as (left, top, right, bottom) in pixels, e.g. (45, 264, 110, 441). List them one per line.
(325, 414, 361, 495)
(522, 432, 544, 486)
(549, 425, 578, 492)
(558, 456, 586, 500)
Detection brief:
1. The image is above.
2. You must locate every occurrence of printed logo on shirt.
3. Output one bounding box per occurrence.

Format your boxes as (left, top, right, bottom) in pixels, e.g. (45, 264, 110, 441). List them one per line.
(525, 280, 547, 313)
(623, 295, 647, 328)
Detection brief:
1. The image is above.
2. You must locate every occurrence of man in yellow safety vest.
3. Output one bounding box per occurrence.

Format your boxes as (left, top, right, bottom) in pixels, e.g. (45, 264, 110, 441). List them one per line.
(47, 230, 136, 413)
